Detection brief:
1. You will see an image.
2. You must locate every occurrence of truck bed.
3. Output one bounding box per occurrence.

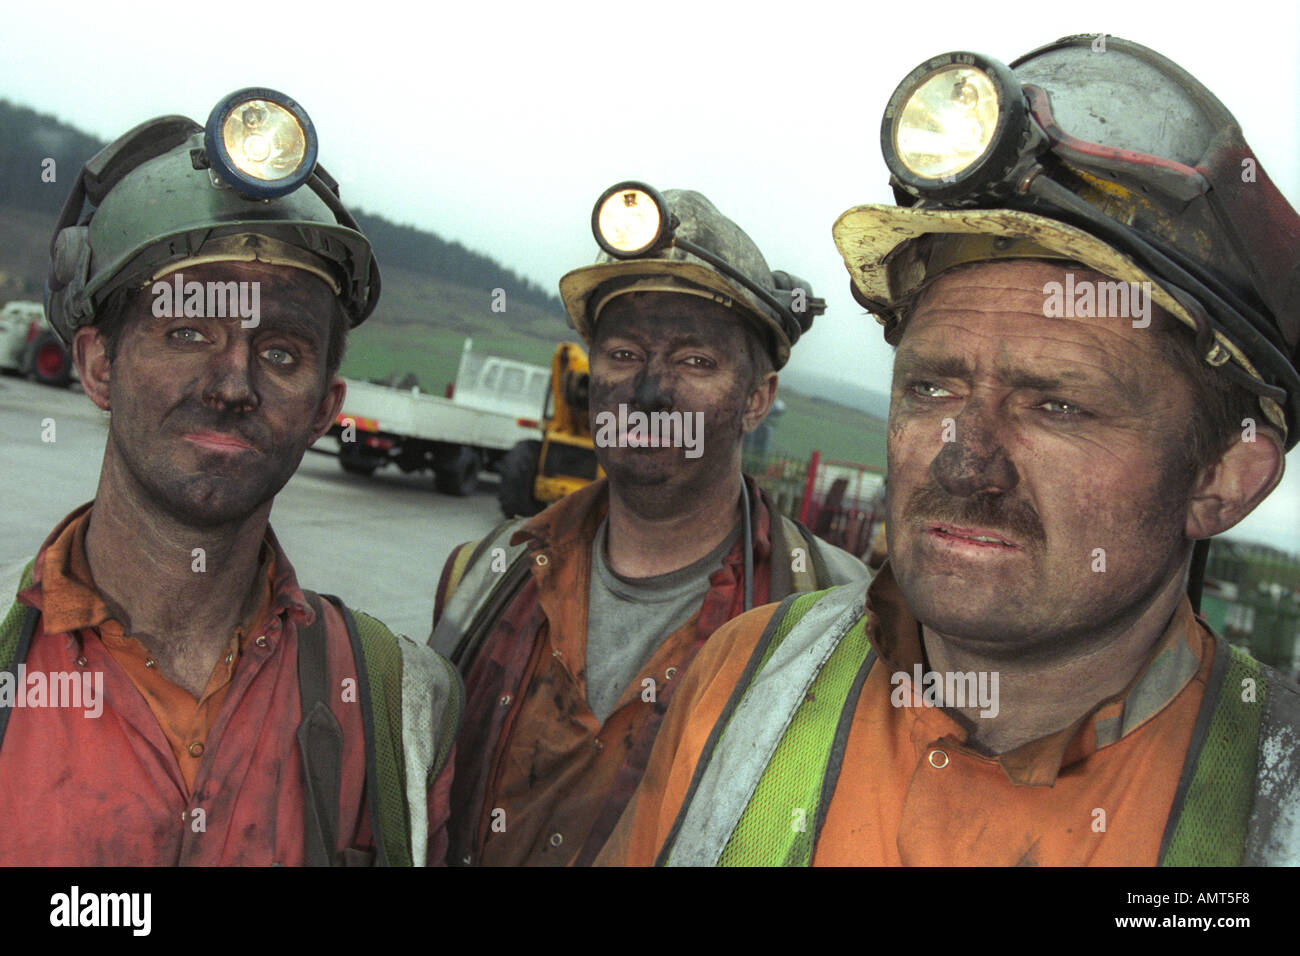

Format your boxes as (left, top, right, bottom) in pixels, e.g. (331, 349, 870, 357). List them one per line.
(337, 378, 539, 452)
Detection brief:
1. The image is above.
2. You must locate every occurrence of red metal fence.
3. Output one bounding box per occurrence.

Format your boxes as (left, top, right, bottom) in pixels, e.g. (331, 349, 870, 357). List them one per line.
(744, 449, 886, 561)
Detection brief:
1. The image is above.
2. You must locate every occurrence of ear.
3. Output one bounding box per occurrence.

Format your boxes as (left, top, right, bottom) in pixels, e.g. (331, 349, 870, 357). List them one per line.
(73, 326, 112, 411)
(1185, 427, 1285, 539)
(309, 375, 347, 444)
(741, 371, 779, 433)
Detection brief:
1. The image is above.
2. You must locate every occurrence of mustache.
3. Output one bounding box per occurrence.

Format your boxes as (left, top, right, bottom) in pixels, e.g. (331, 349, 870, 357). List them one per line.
(901, 480, 1047, 549)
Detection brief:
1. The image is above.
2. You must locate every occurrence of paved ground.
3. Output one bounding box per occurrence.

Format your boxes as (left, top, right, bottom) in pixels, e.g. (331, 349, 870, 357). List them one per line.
(0, 374, 505, 639)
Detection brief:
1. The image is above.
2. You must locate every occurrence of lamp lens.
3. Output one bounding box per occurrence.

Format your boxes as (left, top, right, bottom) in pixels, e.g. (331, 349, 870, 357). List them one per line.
(596, 188, 662, 255)
(894, 66, 1000, 180)
(220, 99, 307, 182)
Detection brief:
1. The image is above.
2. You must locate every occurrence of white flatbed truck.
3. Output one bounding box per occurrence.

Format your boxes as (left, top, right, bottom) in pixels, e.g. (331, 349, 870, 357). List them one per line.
(325, 339, 549, 495)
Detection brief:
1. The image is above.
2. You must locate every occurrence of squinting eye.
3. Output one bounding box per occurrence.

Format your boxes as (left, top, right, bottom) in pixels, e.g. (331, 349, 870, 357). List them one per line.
(262, 347, 295, 366)
(1039, 399, 1084, 415)
(169, 328, 205, 343)
(910, 381, 952, 397)
(683, 356, 715, 369)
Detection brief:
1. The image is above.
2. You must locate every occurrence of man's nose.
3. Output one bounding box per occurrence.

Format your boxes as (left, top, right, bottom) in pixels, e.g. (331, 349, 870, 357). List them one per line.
(631, 363, 674, 412)
(929, 409, 1018, 497)
(201, 338, 259, 413)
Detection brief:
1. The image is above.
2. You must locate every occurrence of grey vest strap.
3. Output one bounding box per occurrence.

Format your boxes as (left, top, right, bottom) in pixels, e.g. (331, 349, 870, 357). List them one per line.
(1243, 665, 1300, 865)
(429, 521, 529, 666)
(666, 583, 867, 866)
(393, 625, 460, 865)
(298, 592, 344, 867)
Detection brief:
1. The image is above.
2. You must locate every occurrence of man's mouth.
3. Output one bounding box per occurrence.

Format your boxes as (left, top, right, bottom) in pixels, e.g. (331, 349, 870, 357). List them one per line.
(618, 431, 668, 448)
(926, 523, 1021, 549)
(182, 431, 257, 453)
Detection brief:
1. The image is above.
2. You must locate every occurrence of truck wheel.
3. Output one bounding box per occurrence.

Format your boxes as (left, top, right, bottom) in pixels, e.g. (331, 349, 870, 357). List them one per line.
(435, 446, 480, 496)
(338, 441, 381, 476)
(498, 440, 544, 518)
(26, 332, 72, 388)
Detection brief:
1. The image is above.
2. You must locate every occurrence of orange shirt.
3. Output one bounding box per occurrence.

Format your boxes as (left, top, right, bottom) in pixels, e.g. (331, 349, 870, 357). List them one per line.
(39, 507, 274, 793)
(599, 562, 1214, 866)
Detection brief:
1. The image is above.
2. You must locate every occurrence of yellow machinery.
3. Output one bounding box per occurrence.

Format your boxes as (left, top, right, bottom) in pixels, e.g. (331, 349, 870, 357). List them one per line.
(497, 342, 603, 517)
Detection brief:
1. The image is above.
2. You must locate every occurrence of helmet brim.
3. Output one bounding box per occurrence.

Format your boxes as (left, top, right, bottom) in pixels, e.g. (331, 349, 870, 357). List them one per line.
(559, 258, 793, 369)
(832, 203, 1287, 433)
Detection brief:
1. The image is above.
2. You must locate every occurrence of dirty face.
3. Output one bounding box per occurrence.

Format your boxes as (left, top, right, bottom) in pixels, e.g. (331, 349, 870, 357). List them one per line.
(885, 260, 1198, 652)
(589, 292, 771, 514)
(98, 260, 344, 528)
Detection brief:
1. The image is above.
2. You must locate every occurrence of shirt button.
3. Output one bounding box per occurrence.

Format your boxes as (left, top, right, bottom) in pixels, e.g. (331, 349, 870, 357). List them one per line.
(535, 554, 549, 567)
(549, 832, 563, 847)
(144, 658, 157, 669)
(255, 635, 268, 648)
(929, 749, 949, 769)
(76, 655, 87, 667)
(499, 694, 512, 707)
(189, 742, 204, 758)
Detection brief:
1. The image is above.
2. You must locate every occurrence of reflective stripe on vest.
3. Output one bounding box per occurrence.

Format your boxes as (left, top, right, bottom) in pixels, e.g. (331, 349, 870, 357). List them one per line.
(719, 607, 874, 865)
(663, 582, 867, 866)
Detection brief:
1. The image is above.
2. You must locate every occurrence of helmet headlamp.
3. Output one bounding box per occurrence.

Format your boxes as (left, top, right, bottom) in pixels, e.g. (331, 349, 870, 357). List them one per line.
(587, 180, 824, 349)
(592, 182, 675, 258)
(884, 52, 1039, 202)
(204, 88, 318, 199)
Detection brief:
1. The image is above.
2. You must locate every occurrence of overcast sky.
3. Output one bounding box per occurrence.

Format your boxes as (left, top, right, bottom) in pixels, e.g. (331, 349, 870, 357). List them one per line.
(3, 0, 1298, 554)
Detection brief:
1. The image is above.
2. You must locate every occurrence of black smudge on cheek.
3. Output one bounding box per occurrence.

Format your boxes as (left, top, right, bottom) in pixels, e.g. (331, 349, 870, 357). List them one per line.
(587, 373, 624, 420)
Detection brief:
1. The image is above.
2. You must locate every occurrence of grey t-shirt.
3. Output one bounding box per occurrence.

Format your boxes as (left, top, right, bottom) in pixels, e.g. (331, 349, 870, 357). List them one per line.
(585, 519, 740, 724)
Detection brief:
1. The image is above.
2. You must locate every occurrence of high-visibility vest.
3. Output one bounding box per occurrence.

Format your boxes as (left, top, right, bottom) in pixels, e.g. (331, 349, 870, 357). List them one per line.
(0, 557, 461, 866)
(657, 585, 1300, 866)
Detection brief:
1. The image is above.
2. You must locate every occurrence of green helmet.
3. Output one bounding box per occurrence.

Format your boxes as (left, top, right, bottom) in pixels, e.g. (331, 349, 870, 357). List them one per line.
(46, 88, 380, 345)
